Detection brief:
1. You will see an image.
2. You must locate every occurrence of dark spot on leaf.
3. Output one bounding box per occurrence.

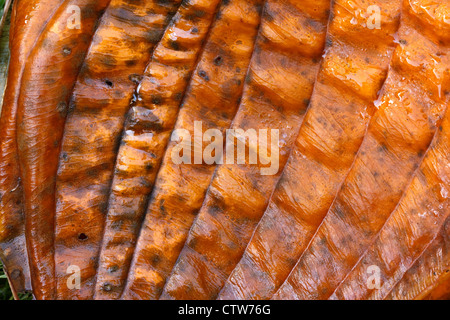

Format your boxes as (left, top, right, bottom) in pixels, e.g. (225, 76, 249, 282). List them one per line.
(78, 233, 88, 241)
(195, 10, 205, 18)
(214, 56, 223, 66)
(100, 55, 117, 68)
(169, 40, 180, 50)
(198, 70, 209, 81)
(378, 144, 388, 152)
(146, 29, 164, 43)
(151, 254, 161, 266)
(126, 59, 138, 67)
(189, 237, 198, 249)
(152, 95, 163, 105)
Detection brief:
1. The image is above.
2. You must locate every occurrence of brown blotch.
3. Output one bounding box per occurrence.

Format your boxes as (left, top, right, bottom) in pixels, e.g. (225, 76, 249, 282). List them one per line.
(151, 254, 161, 266)
(100, 55, 117, 68)
(126, 59, 138, 67)
(152, 95, 163, 105)
(214, 56, 223, 66)
(188, 237, 198, 249)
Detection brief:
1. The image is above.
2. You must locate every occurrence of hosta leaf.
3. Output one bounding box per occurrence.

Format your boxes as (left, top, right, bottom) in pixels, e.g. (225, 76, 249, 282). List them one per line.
(0, 0, 448, 301)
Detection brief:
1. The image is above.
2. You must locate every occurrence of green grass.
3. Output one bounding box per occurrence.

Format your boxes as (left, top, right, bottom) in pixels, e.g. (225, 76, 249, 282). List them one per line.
(0, 260, 14, 300)
(0, 0, 8, 21)
(0, 261, 33, 300)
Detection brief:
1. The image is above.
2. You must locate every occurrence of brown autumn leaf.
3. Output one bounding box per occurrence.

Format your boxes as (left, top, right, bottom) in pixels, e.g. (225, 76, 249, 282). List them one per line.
(0, 0, 448, 300)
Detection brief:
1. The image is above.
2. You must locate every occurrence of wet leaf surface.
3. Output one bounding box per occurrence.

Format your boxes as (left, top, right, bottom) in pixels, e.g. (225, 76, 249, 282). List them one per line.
(0, 0, 449, 300)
